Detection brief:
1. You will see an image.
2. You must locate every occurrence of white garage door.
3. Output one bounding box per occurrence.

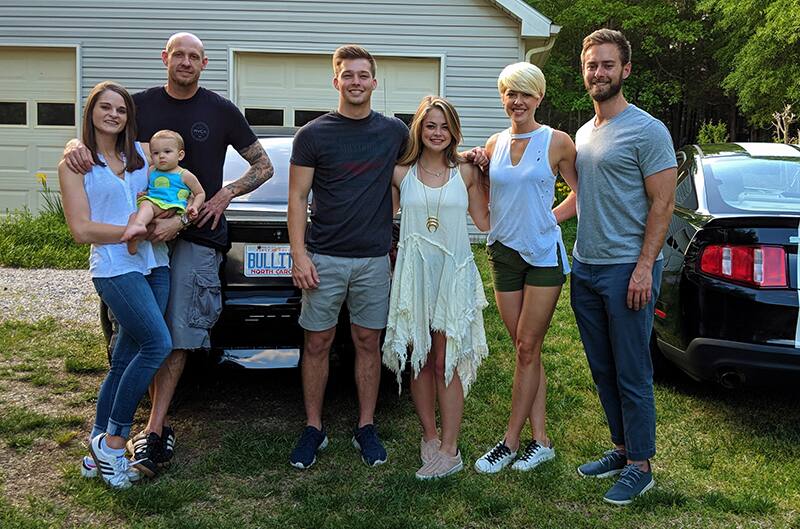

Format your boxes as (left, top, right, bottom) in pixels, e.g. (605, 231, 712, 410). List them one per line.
(235, 52, 440, 127)
(0, 47, 77, 214)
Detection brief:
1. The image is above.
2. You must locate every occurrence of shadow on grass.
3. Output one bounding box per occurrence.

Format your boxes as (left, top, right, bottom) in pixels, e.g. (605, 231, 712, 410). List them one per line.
(654, 368, 800, 447)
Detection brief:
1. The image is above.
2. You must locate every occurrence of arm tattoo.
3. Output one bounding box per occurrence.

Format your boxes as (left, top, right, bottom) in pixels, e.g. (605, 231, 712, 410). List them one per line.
(224, 140, 274, 197)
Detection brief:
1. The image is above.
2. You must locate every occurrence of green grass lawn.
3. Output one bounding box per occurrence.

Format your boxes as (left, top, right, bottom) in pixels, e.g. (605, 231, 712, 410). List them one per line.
(1, 219, 799, 528)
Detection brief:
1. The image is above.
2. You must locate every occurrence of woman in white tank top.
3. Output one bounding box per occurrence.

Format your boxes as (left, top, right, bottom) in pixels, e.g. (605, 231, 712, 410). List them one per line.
(382, 96, 490, 480)
(59, 81, 171, 489)
(474, 63, 579, 474)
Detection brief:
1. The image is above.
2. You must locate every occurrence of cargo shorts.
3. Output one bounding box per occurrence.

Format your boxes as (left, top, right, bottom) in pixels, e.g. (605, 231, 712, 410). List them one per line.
(165, 239, 224, 349)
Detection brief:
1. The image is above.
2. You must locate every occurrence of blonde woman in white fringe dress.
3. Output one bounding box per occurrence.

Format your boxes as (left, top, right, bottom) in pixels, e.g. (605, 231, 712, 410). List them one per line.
(382, 96, 490, 480)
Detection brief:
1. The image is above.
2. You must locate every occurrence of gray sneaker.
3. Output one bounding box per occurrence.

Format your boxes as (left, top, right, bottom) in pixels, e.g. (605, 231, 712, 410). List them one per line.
(603, 463, 654, 505)
(577, 449, 626, 478)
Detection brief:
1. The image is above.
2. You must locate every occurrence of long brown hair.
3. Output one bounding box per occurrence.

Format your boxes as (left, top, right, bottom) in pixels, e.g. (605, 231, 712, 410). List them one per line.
(398, 96, 463, 167)
(81, 81, 144, 173)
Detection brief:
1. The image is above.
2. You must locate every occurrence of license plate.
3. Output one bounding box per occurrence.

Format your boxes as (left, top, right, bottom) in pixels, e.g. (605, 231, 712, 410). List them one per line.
(244, 244, 292, 277)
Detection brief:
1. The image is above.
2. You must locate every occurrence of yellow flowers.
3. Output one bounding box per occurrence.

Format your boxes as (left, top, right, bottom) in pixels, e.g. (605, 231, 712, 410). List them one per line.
(35, 171, 64, 218)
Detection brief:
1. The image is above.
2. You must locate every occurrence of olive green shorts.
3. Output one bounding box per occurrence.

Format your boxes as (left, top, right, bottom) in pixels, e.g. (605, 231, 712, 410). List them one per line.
(487, 241, 567, 292)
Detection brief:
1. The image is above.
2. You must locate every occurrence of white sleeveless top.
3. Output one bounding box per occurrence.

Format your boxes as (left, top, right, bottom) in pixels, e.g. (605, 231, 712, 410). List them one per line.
(382, 164, 488, 394)
(487, 126, 570, 273)
(83, 142, 169, 278)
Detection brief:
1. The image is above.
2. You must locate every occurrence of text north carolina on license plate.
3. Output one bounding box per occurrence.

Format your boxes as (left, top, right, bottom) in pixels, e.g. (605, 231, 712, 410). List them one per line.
(244, 244, 292, 277)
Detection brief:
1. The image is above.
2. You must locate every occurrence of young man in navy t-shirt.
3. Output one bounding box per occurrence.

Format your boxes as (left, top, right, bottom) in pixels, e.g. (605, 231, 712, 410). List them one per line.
(288, 45, 408, 469)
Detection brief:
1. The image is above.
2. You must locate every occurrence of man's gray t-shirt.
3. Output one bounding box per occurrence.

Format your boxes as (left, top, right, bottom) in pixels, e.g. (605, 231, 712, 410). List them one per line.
(574, 104, 676, 264)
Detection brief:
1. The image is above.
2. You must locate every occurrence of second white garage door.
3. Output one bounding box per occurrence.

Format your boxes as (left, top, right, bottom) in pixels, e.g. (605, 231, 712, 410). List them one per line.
(235, 52, 440, 127)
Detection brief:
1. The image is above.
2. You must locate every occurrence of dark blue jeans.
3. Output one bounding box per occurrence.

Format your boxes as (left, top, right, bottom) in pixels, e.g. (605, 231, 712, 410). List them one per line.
(570, 259, 663, 461)
(91, 267, 171, 439)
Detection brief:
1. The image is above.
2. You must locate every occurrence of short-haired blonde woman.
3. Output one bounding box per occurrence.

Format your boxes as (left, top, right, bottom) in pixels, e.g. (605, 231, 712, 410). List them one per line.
(474, 62, 578, 474)
(382, 96, 490, 480)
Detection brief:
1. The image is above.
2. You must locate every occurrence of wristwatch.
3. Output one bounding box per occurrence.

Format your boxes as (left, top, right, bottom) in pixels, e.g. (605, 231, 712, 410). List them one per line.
(179, 212, 191, 230)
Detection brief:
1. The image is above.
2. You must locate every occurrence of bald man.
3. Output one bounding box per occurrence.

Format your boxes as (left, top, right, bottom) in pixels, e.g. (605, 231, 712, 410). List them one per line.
(64, 32, 274, 477)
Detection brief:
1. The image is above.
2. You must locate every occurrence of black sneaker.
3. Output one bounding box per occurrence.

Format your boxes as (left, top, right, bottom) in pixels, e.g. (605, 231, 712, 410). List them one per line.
(352, 424, 387, 467)
(126, 431, 162, 477)
(160, 425, 176, 467)
(290, 425, 329, 469)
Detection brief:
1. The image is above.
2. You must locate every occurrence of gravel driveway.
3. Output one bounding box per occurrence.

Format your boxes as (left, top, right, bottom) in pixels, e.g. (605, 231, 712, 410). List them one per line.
(0, 268, 98, 325)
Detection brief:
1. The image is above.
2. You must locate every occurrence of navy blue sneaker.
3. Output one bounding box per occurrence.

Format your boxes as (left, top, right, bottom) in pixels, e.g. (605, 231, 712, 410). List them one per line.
(603, 463, 655, 505)
(352, 424, 387, 467)
(290, 425, 328, 469)
(577, 449, 627, 478)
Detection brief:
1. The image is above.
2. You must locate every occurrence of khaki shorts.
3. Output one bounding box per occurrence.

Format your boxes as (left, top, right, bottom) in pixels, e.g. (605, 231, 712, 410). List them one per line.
(487, 241, 566, 292)
(165, 239, 224, 349)
(298, 252, 391, 332)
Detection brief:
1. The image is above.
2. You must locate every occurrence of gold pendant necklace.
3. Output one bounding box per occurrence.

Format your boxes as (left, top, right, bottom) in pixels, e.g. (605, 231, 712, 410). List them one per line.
(420, 163, 446, 233)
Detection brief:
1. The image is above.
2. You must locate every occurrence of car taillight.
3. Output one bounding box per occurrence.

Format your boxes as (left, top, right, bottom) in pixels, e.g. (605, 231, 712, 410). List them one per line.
(699, 244, 787, 287)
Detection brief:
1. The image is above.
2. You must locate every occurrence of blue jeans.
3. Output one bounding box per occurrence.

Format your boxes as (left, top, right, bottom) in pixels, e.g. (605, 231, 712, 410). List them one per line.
(570, 259, 663, 461)
(91, 267, 171, 439)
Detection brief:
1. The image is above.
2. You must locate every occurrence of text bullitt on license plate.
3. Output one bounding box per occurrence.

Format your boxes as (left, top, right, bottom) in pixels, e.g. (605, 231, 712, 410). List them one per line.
(244, 244, 292, 277)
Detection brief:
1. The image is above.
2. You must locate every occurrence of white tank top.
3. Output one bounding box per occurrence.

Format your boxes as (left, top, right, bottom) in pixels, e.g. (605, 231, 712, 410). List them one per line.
(83, 142, 169, 278)
(487, 126, 569, 273)
(398, 164, 470, 255)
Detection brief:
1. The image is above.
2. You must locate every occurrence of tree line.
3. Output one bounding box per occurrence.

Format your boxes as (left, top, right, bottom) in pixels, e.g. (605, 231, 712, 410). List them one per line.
(528, 0, 800, 145)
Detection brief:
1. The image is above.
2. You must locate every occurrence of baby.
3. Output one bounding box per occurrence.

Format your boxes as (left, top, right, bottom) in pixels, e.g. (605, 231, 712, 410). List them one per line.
(122, 130, 205, 254)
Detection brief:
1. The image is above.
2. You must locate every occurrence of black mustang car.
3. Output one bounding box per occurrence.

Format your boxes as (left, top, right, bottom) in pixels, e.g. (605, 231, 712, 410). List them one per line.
(212, 134, 304, 369)
(652, 142, 800, 387)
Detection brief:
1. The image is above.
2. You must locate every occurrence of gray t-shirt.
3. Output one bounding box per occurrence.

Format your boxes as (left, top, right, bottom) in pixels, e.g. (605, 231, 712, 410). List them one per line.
(574, 104, 676, 264)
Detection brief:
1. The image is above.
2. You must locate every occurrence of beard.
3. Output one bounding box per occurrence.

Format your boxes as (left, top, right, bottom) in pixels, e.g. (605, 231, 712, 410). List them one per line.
(587, 74, 623, 102)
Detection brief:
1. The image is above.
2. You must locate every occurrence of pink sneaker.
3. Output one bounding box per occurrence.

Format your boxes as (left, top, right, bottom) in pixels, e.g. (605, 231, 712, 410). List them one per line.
(415, 450, 463, 480)
(420, 438, 441, 464)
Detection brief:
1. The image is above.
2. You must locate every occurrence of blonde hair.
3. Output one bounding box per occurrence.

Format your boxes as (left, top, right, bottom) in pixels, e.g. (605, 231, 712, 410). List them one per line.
(398, 96, 463, 167)
(332, 44, 376, 77)
(581, 28, 631, 66)
(150, 129, 184, 150)
(497, 62, 546, 99)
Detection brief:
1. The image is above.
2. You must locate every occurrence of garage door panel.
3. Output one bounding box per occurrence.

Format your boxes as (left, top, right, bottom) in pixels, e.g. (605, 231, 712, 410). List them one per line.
(0, 47, 76, 215)
(37, 146, 68, 173)
(0, 145, 30, 171)
(236, 52, 439, 127)
(0, 189, 33, 213)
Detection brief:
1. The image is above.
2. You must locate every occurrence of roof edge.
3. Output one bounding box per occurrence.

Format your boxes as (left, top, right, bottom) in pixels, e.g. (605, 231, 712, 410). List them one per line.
(488, 0, 559, 38)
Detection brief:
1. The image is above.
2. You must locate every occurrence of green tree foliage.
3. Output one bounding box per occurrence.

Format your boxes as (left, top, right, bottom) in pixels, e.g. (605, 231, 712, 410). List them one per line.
(527, 0, 736, 144)
(700, 0, 800, 125)
(697, 120, 730, 143)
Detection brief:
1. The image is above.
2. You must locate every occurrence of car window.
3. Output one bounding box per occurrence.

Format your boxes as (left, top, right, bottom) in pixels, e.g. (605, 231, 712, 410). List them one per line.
(674, 154, 698, 210)
(702, 157, 800, 214)
(224, 139, 291, 204)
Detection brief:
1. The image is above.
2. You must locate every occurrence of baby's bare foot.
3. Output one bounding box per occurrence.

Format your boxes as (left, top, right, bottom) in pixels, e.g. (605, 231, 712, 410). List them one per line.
(121, 222, 147, 242)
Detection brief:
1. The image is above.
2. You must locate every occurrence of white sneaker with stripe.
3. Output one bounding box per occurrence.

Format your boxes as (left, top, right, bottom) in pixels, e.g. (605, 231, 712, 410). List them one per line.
(81, 455, 141, 482)
(89, 433, 135, 489)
